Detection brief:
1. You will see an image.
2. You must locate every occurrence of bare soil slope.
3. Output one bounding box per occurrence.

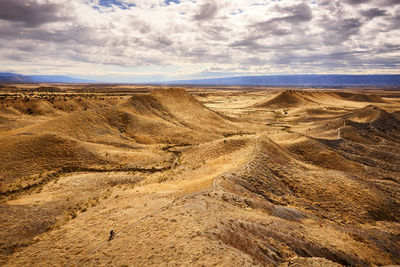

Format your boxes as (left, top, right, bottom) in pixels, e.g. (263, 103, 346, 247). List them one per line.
(331, 92, 385, 103)
(0, 133, 105, 194)
(21, 88, 239, 144)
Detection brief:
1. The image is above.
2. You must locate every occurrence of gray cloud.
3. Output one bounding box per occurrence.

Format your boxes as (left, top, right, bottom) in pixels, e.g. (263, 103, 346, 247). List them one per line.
(193, 1, 218, 21)
(380, 0, 400, 6)
(277, 2, 313, 23)
(229, 37, 263, 50)
(0, 22, 98, 45)
(201, 25, 231, 40)
(266, 49, 399, 70)
(361, 8, 387, 19)
(257, 2, 313, 26)
(251, 3, 312, 39)
(0, 0, 66, 27)
(157, 36, 173, 46)
(346, 0, 399, 6)
(346, 0, 371, 5)
(320, 17, 363, 45)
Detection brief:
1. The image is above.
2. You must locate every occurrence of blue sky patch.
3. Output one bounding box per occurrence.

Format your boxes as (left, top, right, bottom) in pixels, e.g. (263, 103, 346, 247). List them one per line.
(165, 0, 180, 5)
(98, 0, 135, 9)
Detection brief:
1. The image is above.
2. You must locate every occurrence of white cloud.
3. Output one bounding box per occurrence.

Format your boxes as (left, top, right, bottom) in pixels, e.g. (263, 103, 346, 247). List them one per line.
(0, 0, 399, 81)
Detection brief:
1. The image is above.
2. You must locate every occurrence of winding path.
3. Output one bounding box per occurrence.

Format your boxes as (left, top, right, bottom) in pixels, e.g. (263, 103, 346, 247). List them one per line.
(70, 135, 260, 266)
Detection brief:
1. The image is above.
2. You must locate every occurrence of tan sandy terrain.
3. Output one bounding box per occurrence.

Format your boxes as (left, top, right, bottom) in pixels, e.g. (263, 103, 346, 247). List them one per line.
(0, 85, 399, 266)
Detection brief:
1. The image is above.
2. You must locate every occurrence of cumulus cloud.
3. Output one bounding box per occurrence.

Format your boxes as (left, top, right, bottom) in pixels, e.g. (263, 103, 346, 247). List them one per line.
(0, 0, 399, 81)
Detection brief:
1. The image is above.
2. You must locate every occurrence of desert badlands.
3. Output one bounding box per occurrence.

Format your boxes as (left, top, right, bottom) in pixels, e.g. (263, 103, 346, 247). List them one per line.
(0, 85, 399, 266)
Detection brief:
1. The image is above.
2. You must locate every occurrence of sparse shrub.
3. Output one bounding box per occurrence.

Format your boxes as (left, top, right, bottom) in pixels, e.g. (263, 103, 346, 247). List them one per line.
(90, 197, 100, 207)
(70, 210, 77, 219)
(158, 175, 168, 183)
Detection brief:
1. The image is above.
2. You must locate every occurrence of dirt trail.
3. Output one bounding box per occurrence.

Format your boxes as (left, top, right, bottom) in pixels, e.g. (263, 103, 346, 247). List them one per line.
(213, 135, 259, 191)
(70, 135, 260, 266)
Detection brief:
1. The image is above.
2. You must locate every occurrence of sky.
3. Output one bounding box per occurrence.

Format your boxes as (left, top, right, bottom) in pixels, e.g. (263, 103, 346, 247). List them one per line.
(0, 0, 399, 82)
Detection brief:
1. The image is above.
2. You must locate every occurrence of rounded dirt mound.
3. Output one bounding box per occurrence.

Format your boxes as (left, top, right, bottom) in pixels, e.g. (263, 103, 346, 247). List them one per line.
(348, 105, 383, 123)
(123, 88, 238, 137)
(348, 105, 400, 132)
(0, 99, 55, 116)
(254, 91, 312, 108)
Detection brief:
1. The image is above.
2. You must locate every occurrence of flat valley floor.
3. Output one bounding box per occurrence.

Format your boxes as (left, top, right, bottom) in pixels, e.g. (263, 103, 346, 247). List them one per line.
(0, 85, 399, 266)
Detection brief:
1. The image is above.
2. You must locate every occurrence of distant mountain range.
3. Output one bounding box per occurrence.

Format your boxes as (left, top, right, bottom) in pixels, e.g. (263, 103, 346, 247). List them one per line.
(162, 75, 400, 87)
(2, 72, 400, 86)
(0, 72, 96, 83)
